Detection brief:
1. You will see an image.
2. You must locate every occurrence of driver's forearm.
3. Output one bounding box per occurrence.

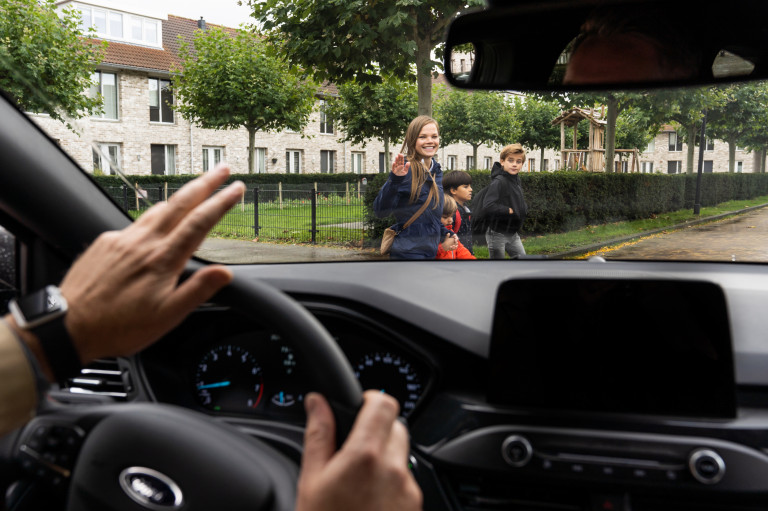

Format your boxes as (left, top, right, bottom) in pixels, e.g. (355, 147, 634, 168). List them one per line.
(0, 320, 38, 436)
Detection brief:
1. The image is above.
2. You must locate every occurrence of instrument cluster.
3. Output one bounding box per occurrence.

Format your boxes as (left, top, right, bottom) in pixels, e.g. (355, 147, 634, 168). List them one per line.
(140, 307, 433, 422)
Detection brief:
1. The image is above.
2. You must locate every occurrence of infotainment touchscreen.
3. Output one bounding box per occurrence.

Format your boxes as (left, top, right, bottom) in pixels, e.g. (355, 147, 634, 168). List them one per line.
(488, 279, 736, 418)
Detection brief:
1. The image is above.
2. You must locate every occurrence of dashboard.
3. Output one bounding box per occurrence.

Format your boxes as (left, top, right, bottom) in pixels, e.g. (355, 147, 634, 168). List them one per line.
(132, 260, 768, 511)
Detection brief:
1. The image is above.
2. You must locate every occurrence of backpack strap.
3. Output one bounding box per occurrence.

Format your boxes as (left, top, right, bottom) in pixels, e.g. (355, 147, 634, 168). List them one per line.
(400, 186, 435, 231)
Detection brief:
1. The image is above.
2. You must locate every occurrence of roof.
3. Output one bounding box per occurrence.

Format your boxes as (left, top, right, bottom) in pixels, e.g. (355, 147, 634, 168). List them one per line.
(551, 107, 607, 128)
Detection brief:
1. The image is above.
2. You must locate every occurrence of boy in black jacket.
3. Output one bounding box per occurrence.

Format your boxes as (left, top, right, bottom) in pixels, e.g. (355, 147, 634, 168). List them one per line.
(483, 144, 528, 259)
(442, 170, 474, 255)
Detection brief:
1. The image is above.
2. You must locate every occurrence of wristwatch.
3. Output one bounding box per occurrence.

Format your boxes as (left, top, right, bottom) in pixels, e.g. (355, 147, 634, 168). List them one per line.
(9, 285, 82, 382)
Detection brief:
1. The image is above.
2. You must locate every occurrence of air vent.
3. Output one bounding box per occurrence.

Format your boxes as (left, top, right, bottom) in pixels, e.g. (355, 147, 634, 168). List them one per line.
(63, 358, 133, 400)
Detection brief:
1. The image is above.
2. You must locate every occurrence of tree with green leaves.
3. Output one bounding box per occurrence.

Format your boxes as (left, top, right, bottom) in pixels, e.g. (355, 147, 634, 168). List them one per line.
(707, 82, 768, 173)
(649, 87, 726, 174)
(248, 0, 483, 118)
(0, 0, 105, 127)
(511, 96, 561, 170)
(433, 86, 515, 167)
(326, 76, 417, 173)
(172, 27, 317, 174)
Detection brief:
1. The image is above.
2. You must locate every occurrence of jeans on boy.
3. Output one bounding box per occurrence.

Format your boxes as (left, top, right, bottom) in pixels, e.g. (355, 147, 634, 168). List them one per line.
(486, 229, 526, 259)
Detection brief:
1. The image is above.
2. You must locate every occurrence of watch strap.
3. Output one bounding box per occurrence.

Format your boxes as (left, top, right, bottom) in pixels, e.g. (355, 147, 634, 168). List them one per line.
(32, 315, 82, 383)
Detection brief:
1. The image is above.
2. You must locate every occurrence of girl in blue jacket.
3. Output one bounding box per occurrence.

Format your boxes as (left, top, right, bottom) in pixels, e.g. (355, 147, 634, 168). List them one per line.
(374, 116, 453, 260)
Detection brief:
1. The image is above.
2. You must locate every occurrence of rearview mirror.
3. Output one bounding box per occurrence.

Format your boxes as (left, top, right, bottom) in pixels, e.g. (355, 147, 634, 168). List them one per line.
(445, 0, 768, 91)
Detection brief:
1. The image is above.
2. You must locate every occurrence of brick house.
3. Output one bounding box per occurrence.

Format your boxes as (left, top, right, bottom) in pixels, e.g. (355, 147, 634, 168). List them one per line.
(36, 1, 504, 177)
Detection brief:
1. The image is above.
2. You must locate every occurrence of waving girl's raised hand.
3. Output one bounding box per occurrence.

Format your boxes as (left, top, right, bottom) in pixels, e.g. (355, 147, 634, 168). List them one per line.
(391, 154, 410, 177)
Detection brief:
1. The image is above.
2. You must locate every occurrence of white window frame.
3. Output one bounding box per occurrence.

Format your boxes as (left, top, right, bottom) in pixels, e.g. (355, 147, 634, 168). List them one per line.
(736, 161, 743, 173)
(641, 161, 654, 173)
(319, 100, 334, 135)
(92, 143, 120, 175)
(645, 139, 655, 153)
(668, 132, 683, 152)
(484, 157, 492, 170)
(149, 78, 174, 124)
(351, 152, 364, 174)
(320, 150, 335, 173)
(202, 146, 223, 172)
(286, 150, 301, 174)
(447, 155, 457, 171)
(255, 148, 266, 173)
(151, 144, 176, 175)
(90, 71, 118, 120)
(529, 158, 536, 172)
(74, 4, 163, 47)
(667, 160, 682, 174)
(466, 156, 474, 169)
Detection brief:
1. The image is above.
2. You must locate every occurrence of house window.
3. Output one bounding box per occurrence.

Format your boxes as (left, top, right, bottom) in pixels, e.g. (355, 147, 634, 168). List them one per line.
(149, 78, 174, 123)
(668, 132, 683, 151)
(447, 155, 457, 170)
(703, 160, 714, 173)
(554, 159, 560, 170)
(286, 150, 301, 173)
(255, 148, 266, 173)
(484, 157, 492, 169)
(351, 152, 364, 174)
(466, 156, 474, 169)
(615, 160, 628, 173)
(379, 152, 387, 173)
(529, 158, 536, 172)
(319, 100, 334, 134)
(151, 145, 176, 175)
(641, 161, 654, 173)
(90, 71, 118, 119)
(542, 159, 548, 172)
(706, 138, 715, 151)
(320, 150, 335, 173)
(667, 160, 682, 174)
(130, 16, 158, 45)
(736, 161, 743, 173)
(92, 143, 120, 175)
(202, 146, 223, 172)
(77, 6, 123, 39)
(645, 139, 655, 153)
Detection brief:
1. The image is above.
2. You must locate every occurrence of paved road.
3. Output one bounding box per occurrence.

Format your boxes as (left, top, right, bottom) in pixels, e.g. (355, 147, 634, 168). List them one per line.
(593, 207, 768, 262)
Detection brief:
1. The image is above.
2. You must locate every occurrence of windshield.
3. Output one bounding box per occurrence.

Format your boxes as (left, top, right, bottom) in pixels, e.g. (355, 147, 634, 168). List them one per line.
(4, 0, 768, 264)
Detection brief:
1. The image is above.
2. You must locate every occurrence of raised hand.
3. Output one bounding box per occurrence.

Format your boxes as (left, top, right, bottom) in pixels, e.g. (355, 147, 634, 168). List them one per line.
(392, 154, 411, 177)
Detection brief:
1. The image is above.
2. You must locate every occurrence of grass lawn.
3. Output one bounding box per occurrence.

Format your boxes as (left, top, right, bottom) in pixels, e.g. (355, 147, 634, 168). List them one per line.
(472, 196, 768, 259)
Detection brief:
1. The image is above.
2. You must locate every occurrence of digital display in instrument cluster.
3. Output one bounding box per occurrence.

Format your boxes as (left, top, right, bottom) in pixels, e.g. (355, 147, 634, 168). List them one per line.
(193, 332, 307, 419)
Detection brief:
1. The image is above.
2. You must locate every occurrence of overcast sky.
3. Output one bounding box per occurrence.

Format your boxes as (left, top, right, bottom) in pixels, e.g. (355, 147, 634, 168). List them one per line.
(94, 0, 255, 28)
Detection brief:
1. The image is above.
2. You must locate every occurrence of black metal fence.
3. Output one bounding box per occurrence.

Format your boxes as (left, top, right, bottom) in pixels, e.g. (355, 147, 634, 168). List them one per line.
(101, 181, 368, 246)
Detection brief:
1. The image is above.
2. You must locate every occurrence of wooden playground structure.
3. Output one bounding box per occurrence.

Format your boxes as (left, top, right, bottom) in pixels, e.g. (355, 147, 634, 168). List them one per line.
(551, 107, 640, 172)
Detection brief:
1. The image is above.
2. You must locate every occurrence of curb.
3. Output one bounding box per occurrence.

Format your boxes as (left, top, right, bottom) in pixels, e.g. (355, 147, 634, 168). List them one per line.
(546, 202, 768, 259)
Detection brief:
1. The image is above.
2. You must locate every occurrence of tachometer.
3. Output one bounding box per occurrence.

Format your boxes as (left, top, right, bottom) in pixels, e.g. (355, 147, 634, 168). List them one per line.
(355, 352, 422, 416)
(195, 344, 264, 413)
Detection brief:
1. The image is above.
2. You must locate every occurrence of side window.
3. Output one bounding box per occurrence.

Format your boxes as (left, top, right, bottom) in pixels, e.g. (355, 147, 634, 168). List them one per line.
(90, 71, 118, 120)
(149, 78, 174, 123)
(0, 226, 17, 314)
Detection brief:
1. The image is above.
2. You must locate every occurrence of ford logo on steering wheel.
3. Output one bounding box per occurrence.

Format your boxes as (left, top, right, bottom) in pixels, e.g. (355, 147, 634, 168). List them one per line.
(119, 467, 184, 510)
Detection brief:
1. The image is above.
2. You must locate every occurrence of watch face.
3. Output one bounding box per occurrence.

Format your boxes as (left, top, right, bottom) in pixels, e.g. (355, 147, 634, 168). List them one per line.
(12, 286, 67, 327)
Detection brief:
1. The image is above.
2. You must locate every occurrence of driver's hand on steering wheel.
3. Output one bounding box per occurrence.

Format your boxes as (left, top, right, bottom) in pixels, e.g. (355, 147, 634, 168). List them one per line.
(297, 390, 423, 511)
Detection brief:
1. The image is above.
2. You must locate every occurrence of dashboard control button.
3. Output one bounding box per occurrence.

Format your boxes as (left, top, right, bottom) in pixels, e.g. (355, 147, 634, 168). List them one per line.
(689, 449, 725, 485)
(501, 435, 533, 468)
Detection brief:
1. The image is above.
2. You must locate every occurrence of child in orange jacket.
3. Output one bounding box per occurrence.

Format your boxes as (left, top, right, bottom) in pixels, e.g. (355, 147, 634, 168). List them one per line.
(437, 195, 476, 260)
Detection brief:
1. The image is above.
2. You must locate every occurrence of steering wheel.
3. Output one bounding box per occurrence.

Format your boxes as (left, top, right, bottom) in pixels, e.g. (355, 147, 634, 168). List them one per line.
(10, 276, 364, 511)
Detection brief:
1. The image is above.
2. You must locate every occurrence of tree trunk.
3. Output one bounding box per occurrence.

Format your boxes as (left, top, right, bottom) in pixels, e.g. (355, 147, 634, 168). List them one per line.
(686, 123, 697, 174)
(472, 143, 478, 169)
(728, 137, 736, 173)
(247, 126, 256, 174)
(540, 147, 545, 172)
(383, 135, 391, 173)
(605, 95, 618, 172)
(415, 36, 433, 117)
(762, 147, 767, 173)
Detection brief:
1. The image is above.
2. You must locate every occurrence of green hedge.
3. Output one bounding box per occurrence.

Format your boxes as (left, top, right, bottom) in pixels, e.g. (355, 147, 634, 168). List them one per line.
(363, 171, 768, 241)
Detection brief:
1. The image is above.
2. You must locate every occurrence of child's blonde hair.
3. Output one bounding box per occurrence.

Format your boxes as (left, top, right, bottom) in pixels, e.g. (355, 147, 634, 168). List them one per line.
(500, 143, 526, 163)
(442, 194, 458, 217)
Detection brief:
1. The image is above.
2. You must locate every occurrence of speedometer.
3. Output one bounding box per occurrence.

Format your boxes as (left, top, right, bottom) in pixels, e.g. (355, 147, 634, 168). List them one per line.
(355, 352, 423, 416)
(195, 345, 264, 413)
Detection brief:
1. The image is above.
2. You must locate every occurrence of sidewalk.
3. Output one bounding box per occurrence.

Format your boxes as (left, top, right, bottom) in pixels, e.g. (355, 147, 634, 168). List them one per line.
(195, 238, 383, 263)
